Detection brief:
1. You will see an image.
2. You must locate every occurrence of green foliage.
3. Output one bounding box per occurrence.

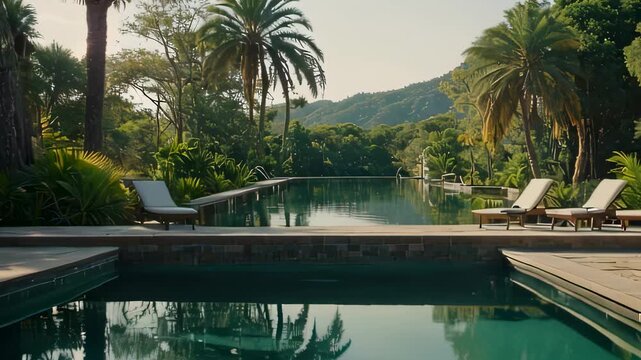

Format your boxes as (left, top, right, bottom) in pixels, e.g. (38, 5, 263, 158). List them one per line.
(426, 154, 456, 178)
(152, 140, 256, 202)
(608, 151, 641, 208)
(29, 150, 132, 225)
(171, 177, 205, 205)
(625, 24, 641, 85)
(1, 149, 132, 226)
(493, 154, 529, 189)
(546, 181, 581, 208)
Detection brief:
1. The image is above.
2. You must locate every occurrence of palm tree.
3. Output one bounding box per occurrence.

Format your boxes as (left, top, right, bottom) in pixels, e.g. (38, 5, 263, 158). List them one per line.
(199, 0, 322, 158)
(268, 30, 325, 165)
(69, 0, 131, 153)
(464, 1, 583, 182)
(0, 0, 37, 170)
(31, 42, 85, 141)
(457, 132, 476, 185)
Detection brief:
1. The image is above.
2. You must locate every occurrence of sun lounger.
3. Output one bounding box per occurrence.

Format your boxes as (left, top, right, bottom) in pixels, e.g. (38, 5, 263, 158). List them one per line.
(472, 178, 554, 229)
(546, 179, 627, 231)
(616, 210, 641, 231)
(133, 180, 198, 230)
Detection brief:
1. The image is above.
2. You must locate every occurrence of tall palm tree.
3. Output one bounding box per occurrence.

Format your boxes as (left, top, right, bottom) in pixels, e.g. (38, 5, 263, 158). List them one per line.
(464, 1, 583, 182)
(199, 0, 321, 158)
(71, 0, 130, 152)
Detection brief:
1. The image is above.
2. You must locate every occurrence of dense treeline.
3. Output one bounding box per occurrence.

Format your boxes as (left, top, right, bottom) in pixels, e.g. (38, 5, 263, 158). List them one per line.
(4, 0, 641, 225)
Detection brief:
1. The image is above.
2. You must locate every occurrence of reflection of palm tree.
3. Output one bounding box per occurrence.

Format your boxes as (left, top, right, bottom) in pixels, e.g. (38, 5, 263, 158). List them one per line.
(294, 310, 351, 360)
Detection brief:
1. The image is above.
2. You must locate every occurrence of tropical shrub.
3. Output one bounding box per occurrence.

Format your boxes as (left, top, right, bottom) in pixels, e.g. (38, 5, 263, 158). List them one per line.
(28, 150, 132, 225)
(426, 153, 456, 179)
(152, 140, 256, 201)
(493, 153, 529, 189)
(1, 149, 133, 226)
(171, 177, 206, 205)
(608, 151, 641, 208)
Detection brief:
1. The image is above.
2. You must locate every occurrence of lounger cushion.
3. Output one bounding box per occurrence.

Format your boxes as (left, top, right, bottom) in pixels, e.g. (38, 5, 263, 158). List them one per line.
(144, 206, 198, 215)
(616, 210, 641, 218)
(512, 178, 555, 211)
(546, 208, 605, 216)
(473, 208, 527, 215)
(582, 179, 627, 209)
(133, 180, 178, 208)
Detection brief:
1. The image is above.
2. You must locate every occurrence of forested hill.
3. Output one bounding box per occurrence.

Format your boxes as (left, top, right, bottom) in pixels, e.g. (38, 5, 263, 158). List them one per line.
(272, 72, 453, 129)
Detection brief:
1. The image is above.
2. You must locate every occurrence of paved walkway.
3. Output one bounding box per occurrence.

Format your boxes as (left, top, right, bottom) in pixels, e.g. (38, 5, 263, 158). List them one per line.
(503, 250, 641, 324)
(0, 247, 118, 289)
(0, 223, 639, 237)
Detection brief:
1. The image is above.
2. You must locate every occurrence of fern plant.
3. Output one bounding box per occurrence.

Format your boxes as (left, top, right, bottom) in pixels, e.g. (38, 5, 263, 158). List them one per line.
(28, 149, 132, 225)
(608, 151, 641, 208)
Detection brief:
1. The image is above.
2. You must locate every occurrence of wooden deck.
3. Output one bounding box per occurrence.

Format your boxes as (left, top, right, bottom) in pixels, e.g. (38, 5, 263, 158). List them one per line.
(503, 249, 641, 325)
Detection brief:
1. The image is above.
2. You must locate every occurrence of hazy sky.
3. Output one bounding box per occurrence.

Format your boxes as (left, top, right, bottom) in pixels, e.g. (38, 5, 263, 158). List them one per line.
(25, 0, 519, 102)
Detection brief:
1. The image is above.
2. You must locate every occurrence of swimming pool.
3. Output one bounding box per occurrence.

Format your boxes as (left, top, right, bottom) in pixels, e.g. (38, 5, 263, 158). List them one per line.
(1, 264, 639, 359)
(200, 178, 510, 227)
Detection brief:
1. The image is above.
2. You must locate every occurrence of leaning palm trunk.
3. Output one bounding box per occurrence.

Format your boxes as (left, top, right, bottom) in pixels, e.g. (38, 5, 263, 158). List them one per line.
(84, 1, 110, 152)
(519, 95, 542, 178)
(572, 119, 587, 184)
(257, 52, 269, 158)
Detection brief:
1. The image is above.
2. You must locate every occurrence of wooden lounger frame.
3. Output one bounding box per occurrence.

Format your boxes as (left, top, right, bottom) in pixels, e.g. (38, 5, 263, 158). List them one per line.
(476, 207, 546, 230)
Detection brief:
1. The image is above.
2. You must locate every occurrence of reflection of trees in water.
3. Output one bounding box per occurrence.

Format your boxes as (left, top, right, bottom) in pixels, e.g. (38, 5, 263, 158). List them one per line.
(203, 179, 512, 227)
(0, 302, 86, 360)
(107, 302, 351, 359)
(293, 311, 351, 360)
(7, 301, 352, 359)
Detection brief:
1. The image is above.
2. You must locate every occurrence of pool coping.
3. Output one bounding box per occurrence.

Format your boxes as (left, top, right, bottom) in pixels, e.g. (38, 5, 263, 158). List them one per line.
(502, 249, 641, 324)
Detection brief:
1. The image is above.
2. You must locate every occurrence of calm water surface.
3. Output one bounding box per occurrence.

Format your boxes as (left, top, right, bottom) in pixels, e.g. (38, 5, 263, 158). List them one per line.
(0, 265, 638, 360)
(202, 179, 508, 227)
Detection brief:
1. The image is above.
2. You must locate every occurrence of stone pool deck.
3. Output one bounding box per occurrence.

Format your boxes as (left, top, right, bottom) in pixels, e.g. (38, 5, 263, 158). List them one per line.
(503, 250, 641, 325)
(0, 247, 119, 327)
(1, 224, 641, 264)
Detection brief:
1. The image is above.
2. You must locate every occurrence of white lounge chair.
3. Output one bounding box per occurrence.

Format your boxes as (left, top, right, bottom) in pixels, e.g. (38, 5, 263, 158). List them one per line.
(472, 178, 554, 229)
(133, 180, 198, 230)
(546, 179, 627, 231)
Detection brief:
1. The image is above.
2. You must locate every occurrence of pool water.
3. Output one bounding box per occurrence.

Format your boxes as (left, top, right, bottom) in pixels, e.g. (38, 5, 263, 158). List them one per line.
(201, 178, 509, 227)
(1, 264, 639, 360)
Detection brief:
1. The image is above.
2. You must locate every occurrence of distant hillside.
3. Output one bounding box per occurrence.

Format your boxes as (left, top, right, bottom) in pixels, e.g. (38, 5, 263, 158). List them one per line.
(272, 72, 453, 130)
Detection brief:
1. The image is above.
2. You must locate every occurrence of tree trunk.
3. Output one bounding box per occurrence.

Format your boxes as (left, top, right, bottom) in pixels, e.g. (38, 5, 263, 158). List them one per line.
(572, 119, 587, 184)
(0, 4, 25, 171)
(519, 95, 541, 178)
(257, 51, 269, 158)
(84, 0, 111, 152)
(280, 92, 291, 164)
(485, 145, 493, 180)
(469, 148, 475, 186)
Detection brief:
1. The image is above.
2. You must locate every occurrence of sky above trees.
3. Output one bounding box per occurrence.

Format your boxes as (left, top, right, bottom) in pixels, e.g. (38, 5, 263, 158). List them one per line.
(25, 0, 519, 101)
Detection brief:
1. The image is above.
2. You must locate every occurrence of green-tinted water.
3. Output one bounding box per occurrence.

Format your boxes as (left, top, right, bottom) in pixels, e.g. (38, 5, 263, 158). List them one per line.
(202, 178, 508, 227)
(1, 264, 639, 359)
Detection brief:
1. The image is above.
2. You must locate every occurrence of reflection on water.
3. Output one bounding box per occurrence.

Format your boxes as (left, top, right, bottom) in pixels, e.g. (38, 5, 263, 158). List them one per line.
(202, 179, 509, 227)
(1, 268, 640, 360)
